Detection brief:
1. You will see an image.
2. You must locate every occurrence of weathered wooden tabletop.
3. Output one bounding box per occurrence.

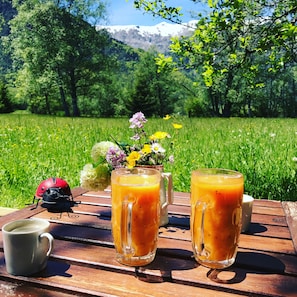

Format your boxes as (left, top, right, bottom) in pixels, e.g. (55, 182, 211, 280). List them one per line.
(0, 187, 296, 297)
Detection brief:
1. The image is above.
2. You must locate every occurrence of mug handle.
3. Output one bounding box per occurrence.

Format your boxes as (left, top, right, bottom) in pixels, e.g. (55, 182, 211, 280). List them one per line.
(121, 200, 135, 257)
(161, 172, 173, 210)
(40, 232, 54, 257)
(192, 201, 207, 256)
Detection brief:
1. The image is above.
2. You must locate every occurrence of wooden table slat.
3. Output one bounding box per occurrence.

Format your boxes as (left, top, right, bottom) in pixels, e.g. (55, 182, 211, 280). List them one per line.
(0, 278, 87, 297)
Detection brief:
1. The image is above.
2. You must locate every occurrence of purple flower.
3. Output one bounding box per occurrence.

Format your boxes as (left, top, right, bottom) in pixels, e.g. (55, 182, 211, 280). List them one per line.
(131, 133, 140, 141)
(106, 146, 126, 169)
(168, 155, 174, 164)
(129, 112, 147, 129)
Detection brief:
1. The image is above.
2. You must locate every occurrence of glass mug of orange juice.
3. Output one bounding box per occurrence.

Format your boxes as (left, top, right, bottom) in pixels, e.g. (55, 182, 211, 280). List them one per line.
(191, 168, 244, 269)
(111, 168, 161, 266)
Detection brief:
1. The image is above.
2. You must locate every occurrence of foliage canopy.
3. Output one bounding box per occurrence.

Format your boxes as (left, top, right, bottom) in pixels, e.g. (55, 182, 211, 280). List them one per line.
(134, 0, 297, 116)
(0, 0, 296, 117)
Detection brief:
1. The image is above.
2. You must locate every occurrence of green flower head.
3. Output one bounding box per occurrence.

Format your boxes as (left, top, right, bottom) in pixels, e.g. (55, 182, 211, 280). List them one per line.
(91, 141, 116, 163)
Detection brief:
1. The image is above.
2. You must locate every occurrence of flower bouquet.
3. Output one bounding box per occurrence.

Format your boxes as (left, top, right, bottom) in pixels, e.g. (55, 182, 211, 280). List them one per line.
(80, 112, 182, 191)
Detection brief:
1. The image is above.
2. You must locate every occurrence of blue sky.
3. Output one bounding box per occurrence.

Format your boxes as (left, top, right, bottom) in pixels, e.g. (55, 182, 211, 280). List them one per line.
(106, 0, 208, 26)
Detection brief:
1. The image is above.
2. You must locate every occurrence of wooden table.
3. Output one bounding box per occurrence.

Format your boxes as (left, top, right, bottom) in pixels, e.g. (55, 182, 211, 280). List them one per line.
(0, 188, 296, 297)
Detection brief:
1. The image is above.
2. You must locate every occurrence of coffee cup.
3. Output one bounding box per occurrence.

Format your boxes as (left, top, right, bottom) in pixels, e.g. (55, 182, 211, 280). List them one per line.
(2, 218, 54, 276)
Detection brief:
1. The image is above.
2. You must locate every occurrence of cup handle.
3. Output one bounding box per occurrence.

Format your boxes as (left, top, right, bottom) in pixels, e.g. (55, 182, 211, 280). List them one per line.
(40, 232, 54, 257)
(192, 201, 207, 256)
(161, 172, 173, 210)
(121, 199, 135, 257)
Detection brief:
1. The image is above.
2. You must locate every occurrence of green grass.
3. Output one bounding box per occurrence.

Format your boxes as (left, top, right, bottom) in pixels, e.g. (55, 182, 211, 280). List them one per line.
(1, 114, 297, 208)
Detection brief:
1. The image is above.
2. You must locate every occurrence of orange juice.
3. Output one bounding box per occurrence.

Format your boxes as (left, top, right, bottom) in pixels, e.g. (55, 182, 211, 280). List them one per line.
(191, 169, 243, 269)
(111, 168, 160, 266)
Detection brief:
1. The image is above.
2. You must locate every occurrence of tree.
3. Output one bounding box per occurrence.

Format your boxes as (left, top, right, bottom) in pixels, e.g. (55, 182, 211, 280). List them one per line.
(0, 79, 13, 112)
(134, 0, 297, 117)
(0, 0, 16, 77)
(126, 50, 176, 117)
(6, 0, 111, 116)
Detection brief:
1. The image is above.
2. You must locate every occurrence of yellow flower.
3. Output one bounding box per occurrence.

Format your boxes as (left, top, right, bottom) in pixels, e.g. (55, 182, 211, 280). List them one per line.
(126, 151, 141, 168)
(173, 123, 183, 129)
(150, 131, 170, 141)
(141, 144, 152, 154)
(163, 114, 171, 120)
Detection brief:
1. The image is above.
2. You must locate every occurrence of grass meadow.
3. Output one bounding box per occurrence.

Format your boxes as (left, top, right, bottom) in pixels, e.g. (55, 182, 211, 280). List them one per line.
(1, 114, 297, 209)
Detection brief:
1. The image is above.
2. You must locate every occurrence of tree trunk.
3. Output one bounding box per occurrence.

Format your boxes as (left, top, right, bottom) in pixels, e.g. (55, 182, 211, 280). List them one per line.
(208, 88, 219, 116)
(45, 93, 51, 115)
(59, 85, 70, 117)
(222, 72, 234, 117)
(57, 67, 70, 116)
(69, 69, 80, 117)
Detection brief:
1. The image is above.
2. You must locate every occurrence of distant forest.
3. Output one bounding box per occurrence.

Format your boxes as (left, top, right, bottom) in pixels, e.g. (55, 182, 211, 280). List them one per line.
(0, 0, 296, 118)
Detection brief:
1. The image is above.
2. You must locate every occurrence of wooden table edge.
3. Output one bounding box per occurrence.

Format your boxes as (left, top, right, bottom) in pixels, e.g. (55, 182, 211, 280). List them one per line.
(282, 201, 297, 253)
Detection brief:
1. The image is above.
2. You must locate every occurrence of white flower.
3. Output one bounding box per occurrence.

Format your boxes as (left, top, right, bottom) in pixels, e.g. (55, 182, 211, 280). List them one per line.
(151, 143, 165, 154)
(80, 163, 110, 190)
(292, 157, 297, 162)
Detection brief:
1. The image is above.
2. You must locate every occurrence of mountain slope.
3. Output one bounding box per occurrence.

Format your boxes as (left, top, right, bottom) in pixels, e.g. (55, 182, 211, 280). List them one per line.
(97, 21, 197, 53)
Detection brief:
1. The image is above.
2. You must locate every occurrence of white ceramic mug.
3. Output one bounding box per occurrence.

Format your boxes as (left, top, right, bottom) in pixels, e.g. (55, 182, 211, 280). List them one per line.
(241, 194, 254, 233)
(2, 218, 54, 276)
(135, 165, 173, 226)
(159, 172, 173, 226)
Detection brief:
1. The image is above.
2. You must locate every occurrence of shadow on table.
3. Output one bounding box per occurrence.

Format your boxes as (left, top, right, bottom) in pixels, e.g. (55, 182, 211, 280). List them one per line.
(0, 255, 72, 279)
(207, 251, 286, 284)
(97, 209, 111, 220)
(244, 222, 267, 234)
(168, 215, 190, 227)
(38, 260, 72, 278)
(136, 248, 198, 283)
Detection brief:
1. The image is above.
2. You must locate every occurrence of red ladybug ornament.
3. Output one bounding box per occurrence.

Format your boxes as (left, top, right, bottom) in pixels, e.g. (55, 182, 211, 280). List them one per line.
(35, 177, 72, 199)
(32, 177, 80, 213)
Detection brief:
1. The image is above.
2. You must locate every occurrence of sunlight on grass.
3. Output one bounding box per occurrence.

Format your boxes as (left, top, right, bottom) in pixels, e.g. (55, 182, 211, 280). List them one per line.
(1, 114, 297, 208)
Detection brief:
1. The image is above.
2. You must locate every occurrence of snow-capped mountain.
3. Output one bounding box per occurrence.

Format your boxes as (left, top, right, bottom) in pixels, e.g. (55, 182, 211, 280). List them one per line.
(97, 21, 197, 53)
